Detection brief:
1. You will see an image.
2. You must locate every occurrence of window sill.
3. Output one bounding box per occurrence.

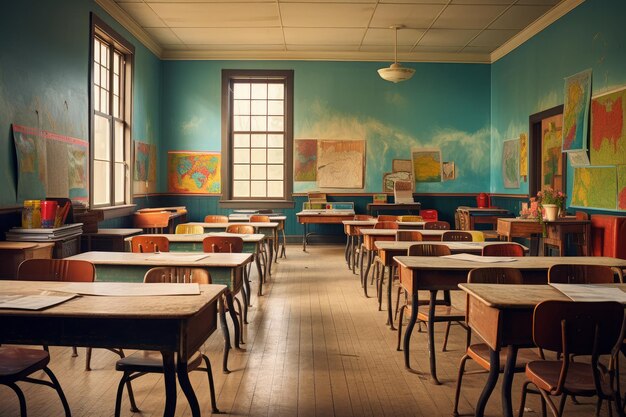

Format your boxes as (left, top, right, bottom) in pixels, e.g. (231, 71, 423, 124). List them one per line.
(219, 200, 295, 209)
(98, 204, 137, 220)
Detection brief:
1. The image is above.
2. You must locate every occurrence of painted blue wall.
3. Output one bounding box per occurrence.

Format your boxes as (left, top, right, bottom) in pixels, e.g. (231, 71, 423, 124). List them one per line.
(491, 0, 626, 214)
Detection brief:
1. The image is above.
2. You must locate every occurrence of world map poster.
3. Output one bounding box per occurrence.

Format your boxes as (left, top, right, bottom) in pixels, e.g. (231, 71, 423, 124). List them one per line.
(590, 87, 626, 165)
(571, 166, 616, 209)
(541, 115, 564, 190)
(294, 139, 317, 181)
(167, 151, 221, 194)
(317, 140, 365, 188)
(134, 141, 156, 182)
(412, 148, 442, 183)
(562, 69, 592, 152)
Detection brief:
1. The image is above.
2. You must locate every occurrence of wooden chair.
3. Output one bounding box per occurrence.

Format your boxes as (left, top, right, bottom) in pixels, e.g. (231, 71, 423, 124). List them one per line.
(113, 267, 219, 417)
(130, 235, 170, 253)
(424, 220, 450, 230)
(175, 224, 204, 234)
(453, 267, 543, 416)
(354, 214, 373, 220)
(226, 224, 255, 234)
(377, 215, 399, 222)
(396, 230, 423, 241)
(442, 231, 473, 241)
(548, 263, 623, 284)
(367, 221, 399, 286)
(249, 214, 270, 223)
(482, 243, 525, 257)
(518, 300, 625, 417)
(0, 346, 71, 417)
(133, 211, 170, 234)
(204, 214, 229, 223)
(467, 231, 485, 242)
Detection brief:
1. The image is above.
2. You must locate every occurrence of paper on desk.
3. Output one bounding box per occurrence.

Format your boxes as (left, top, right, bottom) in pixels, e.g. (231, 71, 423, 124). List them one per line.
(48, 282, 201, 296)
(442, 253, 518, 263)
(0, 294, 78, 310)
(550, 284, 626, 303)
(142, 253, 209, 262)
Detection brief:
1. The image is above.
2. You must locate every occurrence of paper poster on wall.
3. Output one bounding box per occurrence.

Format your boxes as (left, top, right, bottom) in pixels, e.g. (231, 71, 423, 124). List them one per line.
(383, 171, 412, 192)
(317, 140, 365, 188)
(392, 159, 412, 173)
(571, 166, 617, 209)
(541, 114, 564, 191)
(590, 87, 626, 165)
(294, 139, 317, 181)
(519, 133, 528, 177)
(167, 151, 221, 194)
(442, 162, 455, 181)
(618, 165, 626, 210)
(568, 150, 590, 167)
(562, 69, 592, 152)
(502, 139, 520, 188)
(411, 148, 442, 183)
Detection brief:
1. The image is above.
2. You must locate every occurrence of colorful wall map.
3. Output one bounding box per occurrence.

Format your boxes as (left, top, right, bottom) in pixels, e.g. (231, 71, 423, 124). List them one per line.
(167, 151, 221, 194)
(294, 139, 317, 181)
(571, 166, 617, 209)
(317, 140, 365, 188)
(412, 148, 442, 183)
(502, 138, 520, 188)
(541, 115, 564, 190)
(562, 69, 592, 152)
(134, 141, 157, 182)
(590, 87, 626, 165)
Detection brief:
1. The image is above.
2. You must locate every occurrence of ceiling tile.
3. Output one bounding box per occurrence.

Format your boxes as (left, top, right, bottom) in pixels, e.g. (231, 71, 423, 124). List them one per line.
(284, 27, 365, 45)
(489, 5, 552, 30)
(516, 0, 560, 5)
(369, 4, 446, 28)
(148, 3, 280, 27)
(360, 44, 413, 53)
(144, 27, 183, 44)
(418, 29, 480, 47)
(362, 28, 424, 46)
(432, 5, 509, 29)
(287, 44, 361, 51)
(117, 2, 166, 27)
(180, 44, 286, 51)
(280, 3, 375, 27)
(461, 45, 497, 53)
(172, 28, 285, 44)
(469, 29, 517, 46)
(412, 45, 463, 53)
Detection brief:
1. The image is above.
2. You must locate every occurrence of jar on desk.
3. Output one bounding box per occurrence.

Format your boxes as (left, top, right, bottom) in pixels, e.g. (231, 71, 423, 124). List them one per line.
(22, 200, 41, 228)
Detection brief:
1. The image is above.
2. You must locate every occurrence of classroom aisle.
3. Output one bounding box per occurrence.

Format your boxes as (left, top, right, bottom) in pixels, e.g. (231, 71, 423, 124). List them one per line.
(0, 244, 607, 416)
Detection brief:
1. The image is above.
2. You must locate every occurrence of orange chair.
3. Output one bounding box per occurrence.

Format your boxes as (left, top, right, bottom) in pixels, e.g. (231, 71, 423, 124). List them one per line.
(424, 220, 450, 230)
(377, 215, 399, 222)
(482, 243, 525, 257)
(133, 211, 170, 234)
(204, 215, 229, 223)
(226, 224, 255, 234)
(249, 215, 270, 222)
(130, 235, 170, 253)
(396, 230, 423, 241)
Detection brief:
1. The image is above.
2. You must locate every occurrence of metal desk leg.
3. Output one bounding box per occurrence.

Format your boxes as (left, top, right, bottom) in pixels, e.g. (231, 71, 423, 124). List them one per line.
(475, 348, 500, 417)
(176, 353, 201, 417)
(403, 290, 419, 371)
(162, 351, 177, 417)
(387, 266, 396, 330)
(218, 296, 231, 373)
(427, 290, 441, 385)
(501, 345, 518, 417)
(302, 223, 307, 251)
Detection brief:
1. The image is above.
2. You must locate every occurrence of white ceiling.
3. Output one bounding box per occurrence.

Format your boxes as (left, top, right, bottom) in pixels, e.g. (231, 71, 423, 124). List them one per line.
(106, 0, 574, 62)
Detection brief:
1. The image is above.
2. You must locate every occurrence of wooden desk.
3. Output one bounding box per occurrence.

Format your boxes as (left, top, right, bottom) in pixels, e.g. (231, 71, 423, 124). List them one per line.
(137, 208, 188, 234)
(497, 217, 591, 256)
(394, 256, 626, 385)
(0, 242, 54, 279)
(67, 251, 252, 372)
(0, 280, 225, 417)
(228, 214, 287, 261)
(296, 211, 355, 251)
(366, 202, 421, 216)
(81, 228, 143, 252)
(342, 220, 377, 273)
(457, 207, 512, 230)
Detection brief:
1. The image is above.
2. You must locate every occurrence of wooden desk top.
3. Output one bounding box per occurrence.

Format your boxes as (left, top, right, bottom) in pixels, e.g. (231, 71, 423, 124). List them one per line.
(68, 251, 252, 268)
(498, 217, 590, 225)
(360, 228, 446, 236)
(0, 280, 225, 319)
(375, 241, 528, 252)
(127, 233, 265, 243)
(457, 207, 510, 213)
(342, 220, 377, 226)
(83, 228, 143, 237)
(137, 206, 186, 213)
(228, 214, 286, 221)
(0, 242, 54, 250)
(395, 256, 626, 271)
(296, 211, 355, 217)
(186, 222, 279, 229)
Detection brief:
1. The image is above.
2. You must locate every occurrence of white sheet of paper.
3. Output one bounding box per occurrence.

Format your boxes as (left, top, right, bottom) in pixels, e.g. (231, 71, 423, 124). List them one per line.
(550, 284, 626, 303)
(48, 282, 201, 296)
(442, 253, 518, 263)
(0, 294, 78, 310)
(142, 253, 209, 262)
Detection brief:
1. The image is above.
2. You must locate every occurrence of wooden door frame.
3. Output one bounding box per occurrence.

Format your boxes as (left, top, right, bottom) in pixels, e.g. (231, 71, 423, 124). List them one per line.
(528, 104, 566, 197)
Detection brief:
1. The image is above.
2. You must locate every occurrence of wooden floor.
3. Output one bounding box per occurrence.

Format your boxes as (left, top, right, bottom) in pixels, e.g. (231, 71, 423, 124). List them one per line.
(0, 244, 612, 416)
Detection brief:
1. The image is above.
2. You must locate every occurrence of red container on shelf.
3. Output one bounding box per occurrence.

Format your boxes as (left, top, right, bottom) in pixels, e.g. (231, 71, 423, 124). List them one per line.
(40, 200, 58, 228)
(477, 193, 491, 208)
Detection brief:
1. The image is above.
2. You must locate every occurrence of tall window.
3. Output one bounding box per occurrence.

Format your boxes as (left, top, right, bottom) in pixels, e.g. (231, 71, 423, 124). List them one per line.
(221, 70, 294, 207)
(90, 15, 133, 208)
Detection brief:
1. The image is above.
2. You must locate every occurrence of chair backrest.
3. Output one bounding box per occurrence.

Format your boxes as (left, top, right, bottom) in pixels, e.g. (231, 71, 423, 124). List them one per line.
(548, 264, 620, 284)
(203, 215, 229, 223)
(442, 231, 473, 241)
(396, 230, 423, 242)
(398, 215, 423, 222)
(249, 215, 270, 222)
(377, 215, 399, 222)
(533, 300, 624, 356)
(133, 212, 170, 233)
(203, 236, 244, 253)
(575, 211, 589, 220)
(424, 221, 450, 230)
(144, 267, 210, 284)
(407, 244, 451, 257)
(17, 259, 95, 282)
(226, 224, 255, 234)
(467, 267, 524, 284)
(130, 236, 170, 253)
(374, 221, 399, 230)
(482, 243, 525, 257)
(419, 209, 438, 221)
(354, 214, 373, 220)
(467, 231, 485, 242)
(175, 224, 204, 234)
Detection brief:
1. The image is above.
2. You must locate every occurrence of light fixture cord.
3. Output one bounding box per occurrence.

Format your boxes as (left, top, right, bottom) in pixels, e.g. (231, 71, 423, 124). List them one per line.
(394, 26, 398, 64)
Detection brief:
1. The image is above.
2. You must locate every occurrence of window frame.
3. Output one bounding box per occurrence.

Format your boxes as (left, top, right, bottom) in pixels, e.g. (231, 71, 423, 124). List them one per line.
(220, 69, 294, 209)
(89, 13, 134, 209)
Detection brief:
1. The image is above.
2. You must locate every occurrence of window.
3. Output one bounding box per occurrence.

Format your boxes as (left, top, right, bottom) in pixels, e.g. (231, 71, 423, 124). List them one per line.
(221, 70, 294, 208)
(90, 14, 134, 208)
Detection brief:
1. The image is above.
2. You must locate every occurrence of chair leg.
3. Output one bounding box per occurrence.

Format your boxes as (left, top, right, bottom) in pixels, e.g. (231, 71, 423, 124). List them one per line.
(453, 354, 470, 417)
(397, 305, 406, 351)
(280, 229, 287, 258)
(234, 296, 245, 344)
(43, 367, 72, 417)
(6, 382, 27, 417)
(71, 347, 78, 357)
(558, 394, 567, 416)
(394, 287, 403, 321)
(85, 348, 92, 371)
(201, 354, 220, 413)
(442, 322, 452, 352)
(518, 380, 531, 417)
(114, 372, 129, 417)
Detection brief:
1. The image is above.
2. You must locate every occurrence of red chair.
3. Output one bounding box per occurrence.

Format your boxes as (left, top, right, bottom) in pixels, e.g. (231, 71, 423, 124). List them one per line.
(481, 243, 525, 257)
(130, 235, 170, 253)
(133, 211, 170, 234)
(420, 209, 438, 221)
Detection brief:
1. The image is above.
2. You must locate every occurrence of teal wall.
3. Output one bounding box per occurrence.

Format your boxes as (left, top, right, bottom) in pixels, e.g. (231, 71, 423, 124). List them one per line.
(491, 0, 626, 213)
(161, 60, 491, 194)
(0, 0, 161, 206)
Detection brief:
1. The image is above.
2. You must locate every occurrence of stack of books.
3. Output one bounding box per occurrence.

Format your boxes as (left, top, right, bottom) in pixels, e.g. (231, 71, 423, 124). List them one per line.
(6, 223, 83, 242)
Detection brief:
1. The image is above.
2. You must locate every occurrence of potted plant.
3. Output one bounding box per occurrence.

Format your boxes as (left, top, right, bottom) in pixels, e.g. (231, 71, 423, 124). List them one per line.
(537, 186, 565, 221)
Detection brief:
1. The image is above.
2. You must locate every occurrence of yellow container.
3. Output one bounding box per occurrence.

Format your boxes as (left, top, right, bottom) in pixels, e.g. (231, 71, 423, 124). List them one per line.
(32, 200, 41, 228)
(22, 200, 35, 228)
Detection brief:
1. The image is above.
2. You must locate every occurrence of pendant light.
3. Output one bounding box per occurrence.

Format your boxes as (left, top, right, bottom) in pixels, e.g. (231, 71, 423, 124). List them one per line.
(378, 25, 415, 83)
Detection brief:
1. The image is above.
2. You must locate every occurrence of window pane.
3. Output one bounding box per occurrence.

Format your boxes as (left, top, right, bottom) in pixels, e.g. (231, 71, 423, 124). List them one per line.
(268, 165, 283, 180)
(114, 120, 124, 162)
(233, 83, 250, 99)
(94, 87, 100, 112)
(268, 83, 284, 100)
(268, 134, 283, 148)
(233, 164, 250, 180)
(267, 100, 283, 116)
(233, 181, 250, 197)
(100, 44, 108, 67)
(94, 115, 111, 160)
(113, 98, 119, 119)
(233, 134, 250, 148)
(267, 148, 283, 164)
(250, 181, 266, 197)
(251, 165, 266, 180)
(94, 64, 100, 86)
(251, 100, 267, 115)
(268, 116, 283, 132)
(93, 160, 110, 205)
(114, 162, 125, 204)
(100, 86, 108, 114)
(233, 115, 250, 131)
(113, 74, 119, 96)
(251, 149, 266, 164)
(234, 100, 250, 116)
(267, 181, 283, 198)
(251, 134, 266, 148)
(251, 84, 267, 99)
(114, 53, 120, 75)
(101, 67, 108, 90)
(251, 116, 266, 131)
(94, 39, 100, 64)
(233, 149, 250, 163)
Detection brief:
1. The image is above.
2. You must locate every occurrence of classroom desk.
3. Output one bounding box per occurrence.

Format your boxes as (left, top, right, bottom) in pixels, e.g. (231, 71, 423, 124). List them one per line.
(0, 280, 225, 417)
(458, 282, 626, 417)
(0, 242, 54, 279)
(366, 203, 421, 216)
(137, 208, 188, 234)
(342, 220, 377, 272)
(296, 211, 355, 251)
(375, 241, 528, 329)
(227, 214, 287, 261)
(67, 251, 252, 373)
(81, 228, 143, 252)
(457, 207, 512, 230)
(393, 256, 626, 386)
(497, 217, 591, 256)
